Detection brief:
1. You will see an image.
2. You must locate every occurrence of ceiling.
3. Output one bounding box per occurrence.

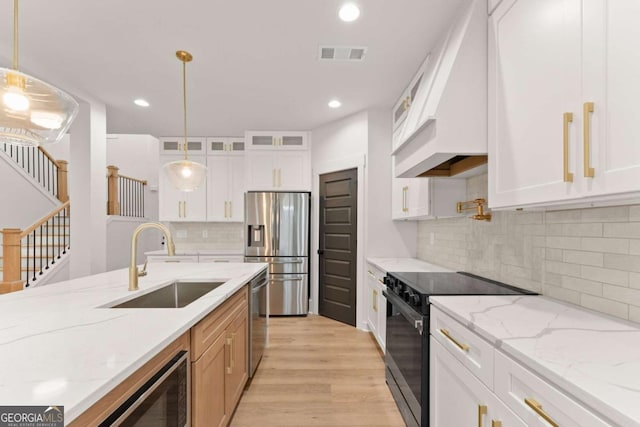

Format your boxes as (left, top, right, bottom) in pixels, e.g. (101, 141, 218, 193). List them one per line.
(0, 0, 466, 137)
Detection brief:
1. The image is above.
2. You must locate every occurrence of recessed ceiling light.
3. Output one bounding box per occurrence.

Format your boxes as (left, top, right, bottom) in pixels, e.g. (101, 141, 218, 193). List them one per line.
(339, 3, 360, 22)
(328, 99, 342, 109)
(134, 99, 150, 107)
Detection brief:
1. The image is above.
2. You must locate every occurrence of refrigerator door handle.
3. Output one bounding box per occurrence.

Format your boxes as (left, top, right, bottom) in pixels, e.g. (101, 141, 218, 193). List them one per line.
(270, 259, 303, 264)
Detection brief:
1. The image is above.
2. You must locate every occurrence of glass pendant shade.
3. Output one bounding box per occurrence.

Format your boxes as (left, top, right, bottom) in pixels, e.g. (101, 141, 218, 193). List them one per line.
(163, 158, 207, 192)
(1, 70, 79, 148)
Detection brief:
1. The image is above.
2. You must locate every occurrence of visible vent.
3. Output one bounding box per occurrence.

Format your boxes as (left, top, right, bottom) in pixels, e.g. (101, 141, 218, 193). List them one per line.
(319, 45, 367, 62)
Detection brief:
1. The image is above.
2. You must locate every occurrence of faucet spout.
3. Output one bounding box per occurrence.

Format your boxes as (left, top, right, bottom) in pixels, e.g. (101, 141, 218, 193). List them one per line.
(129, 222, 175, 291)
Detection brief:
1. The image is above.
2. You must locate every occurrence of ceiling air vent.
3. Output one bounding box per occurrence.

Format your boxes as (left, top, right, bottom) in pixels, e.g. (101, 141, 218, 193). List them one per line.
(319, 46, 367, 62)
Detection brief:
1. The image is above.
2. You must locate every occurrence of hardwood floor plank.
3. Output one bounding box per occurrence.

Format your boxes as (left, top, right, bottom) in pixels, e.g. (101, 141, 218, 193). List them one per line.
(230, 315, 405, 427)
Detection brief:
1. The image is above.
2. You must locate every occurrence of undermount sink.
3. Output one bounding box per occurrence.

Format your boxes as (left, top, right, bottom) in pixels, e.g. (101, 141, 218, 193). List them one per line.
(109, 281, 225, 309)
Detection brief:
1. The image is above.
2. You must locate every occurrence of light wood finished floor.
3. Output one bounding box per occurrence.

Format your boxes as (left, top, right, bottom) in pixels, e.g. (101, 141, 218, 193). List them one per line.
(230, 315, 405, 427)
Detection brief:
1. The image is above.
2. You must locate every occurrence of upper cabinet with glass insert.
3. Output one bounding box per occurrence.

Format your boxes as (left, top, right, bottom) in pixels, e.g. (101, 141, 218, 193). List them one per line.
(159, 137, 207, 155)
(245, 131, 308, 150)
(206, 137, 245, 155)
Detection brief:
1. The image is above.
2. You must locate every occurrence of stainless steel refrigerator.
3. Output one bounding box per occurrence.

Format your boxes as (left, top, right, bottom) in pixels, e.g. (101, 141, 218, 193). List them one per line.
(245, 192, 310, 315)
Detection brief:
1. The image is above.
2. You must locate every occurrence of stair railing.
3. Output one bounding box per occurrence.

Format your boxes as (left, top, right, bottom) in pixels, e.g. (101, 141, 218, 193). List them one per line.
(107, 165, 147, 218)
(1, 201, 70, 294)
(0, 143, 68, 202)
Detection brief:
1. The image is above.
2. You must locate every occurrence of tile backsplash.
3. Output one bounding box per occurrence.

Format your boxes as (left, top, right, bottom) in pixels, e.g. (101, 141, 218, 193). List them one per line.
(167, 222, 244, 251)
(417, 174, 640, 323)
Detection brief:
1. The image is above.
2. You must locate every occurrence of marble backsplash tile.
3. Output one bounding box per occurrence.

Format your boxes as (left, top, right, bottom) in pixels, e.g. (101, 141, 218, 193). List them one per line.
(417, 173, 640, 323)
(167, 222, 244, 251)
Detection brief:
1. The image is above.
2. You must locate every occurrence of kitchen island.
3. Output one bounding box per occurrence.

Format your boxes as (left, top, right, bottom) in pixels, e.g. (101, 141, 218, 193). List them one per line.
(0, 262, 267, 424)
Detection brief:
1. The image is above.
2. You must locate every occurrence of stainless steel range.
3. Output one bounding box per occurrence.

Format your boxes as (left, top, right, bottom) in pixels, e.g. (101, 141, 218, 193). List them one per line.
(383, 272, 537, 427)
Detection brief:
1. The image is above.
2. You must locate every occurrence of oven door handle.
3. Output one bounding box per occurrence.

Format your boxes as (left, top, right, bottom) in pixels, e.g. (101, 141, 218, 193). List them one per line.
(383, 290, 424, 335)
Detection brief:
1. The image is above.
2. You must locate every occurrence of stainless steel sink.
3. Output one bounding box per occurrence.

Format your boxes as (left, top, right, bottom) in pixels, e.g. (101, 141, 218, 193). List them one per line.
(110, 281, 225, 308)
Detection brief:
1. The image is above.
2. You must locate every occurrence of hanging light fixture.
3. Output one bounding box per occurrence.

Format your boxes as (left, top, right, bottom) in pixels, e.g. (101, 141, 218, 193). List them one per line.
(0, 0, 79, 147)
(162, 51, 206, 192)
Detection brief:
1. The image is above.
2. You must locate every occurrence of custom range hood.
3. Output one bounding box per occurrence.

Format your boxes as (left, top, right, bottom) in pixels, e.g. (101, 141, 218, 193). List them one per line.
(392, 0, 487, 179)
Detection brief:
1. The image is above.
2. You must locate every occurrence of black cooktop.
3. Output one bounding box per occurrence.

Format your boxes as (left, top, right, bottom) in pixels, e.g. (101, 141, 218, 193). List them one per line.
(387, 271, 538, 297)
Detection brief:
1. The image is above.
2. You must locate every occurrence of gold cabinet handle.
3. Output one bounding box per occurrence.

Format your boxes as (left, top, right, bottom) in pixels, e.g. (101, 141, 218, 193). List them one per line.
(478, 405, 487, 427)
(225, 336, 233, 374)
(373, 289, 378, 312)
(563, 112, 574, 182)
(583, 102, 595, 178)
(440, 328, 470, 352)
(367, 270, 375, 277)
(378, 278, 384, 285)
(231, 332, 237, 368)
(492, 421, 502, 427)
(229, 201, 233, 218)
(406, 95, 412, 108)
(524, 398, 559, 427)
(402, 186, 409, 212)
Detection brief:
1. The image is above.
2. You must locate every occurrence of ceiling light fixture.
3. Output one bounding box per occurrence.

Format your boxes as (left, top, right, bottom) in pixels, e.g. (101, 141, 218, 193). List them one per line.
(0, 0, 78, 147)
(162, 51, 206, 192)
(328, 99, 342, 109)
(339, 3, 361, 22)
(134, 99, 150, 107)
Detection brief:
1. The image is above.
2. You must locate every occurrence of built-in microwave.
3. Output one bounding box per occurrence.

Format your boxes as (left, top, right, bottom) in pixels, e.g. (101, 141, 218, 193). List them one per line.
(99, 350, 190, 427)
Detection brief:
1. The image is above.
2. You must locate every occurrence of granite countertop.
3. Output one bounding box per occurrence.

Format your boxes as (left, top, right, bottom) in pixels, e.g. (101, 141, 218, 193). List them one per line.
(430, 295, 640, 426)
(0, 262, 266, 423)
(367, 257, 452, 273)
(144, 248, 245, 256)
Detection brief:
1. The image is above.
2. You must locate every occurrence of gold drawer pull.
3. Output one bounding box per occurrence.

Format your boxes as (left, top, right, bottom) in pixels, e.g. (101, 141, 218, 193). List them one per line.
(440, 328, 470, 352)
(583, 102, 595, 178)
(563, 112, 574, 182)
(225, 336, 233, 374)
(492, 421, 502, 427)
(525, 398, 559, 427)
(373, 289, 378, 312)
(478, 405, 487, 427)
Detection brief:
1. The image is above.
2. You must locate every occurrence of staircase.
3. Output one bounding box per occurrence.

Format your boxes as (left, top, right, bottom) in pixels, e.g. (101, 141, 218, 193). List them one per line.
(0, 144, 70, 293)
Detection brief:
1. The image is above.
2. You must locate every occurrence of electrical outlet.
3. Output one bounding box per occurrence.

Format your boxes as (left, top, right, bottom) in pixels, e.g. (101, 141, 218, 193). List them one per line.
(176, 230, 187, 239)
(202, 229, 208, 238)
(430, 232, 435, 245)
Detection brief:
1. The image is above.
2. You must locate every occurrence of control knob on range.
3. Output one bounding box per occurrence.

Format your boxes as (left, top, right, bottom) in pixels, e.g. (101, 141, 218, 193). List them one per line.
(411, 294, 421, 307)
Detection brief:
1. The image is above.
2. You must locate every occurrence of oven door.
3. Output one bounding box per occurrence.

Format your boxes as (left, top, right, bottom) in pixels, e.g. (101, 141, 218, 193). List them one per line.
(384, 290, 426, 427)
(100, 351, 190, 427)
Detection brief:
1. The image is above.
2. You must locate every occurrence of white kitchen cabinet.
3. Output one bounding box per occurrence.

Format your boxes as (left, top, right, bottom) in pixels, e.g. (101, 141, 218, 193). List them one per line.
(206, 136, 244, 154)
(488, 0, 503, 15)
(159, 137, 206, 155)
(245, 131, 308, 150)
(366, 263, 387, 352)
(494, 351, 610, 427)
(431, 337, 527, 427)
(489, 0, 640, 209)
(392, 54, 431, 151)
(391, 170, 466, 220)
(207, 149, 245, 222)
(245, 150, 311, 191)
(158, 154, 207, 222)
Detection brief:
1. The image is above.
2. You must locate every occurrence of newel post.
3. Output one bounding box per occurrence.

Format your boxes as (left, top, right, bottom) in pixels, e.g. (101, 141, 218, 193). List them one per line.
(0, 229, 24, 294)
(57, 160, 69, 203)
(107, 165, 120, 215)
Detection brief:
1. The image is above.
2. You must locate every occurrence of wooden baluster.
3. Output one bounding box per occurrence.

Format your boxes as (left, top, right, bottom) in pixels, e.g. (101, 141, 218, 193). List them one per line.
(0, 228, 24, 294)
(57, 160, 69, 203)
(107, 165, 120, 215)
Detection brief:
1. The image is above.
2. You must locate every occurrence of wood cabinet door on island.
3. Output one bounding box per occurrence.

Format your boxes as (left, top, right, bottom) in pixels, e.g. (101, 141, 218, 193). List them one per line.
(225, 304, 249, 416)
(192, 332, 228, 427)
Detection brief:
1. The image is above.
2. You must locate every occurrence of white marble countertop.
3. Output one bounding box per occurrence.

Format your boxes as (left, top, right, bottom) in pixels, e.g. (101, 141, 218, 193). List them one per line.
(366, 257, 452, 273)
(0, 262, 266, 424)
(144, 248, 245, 256)
(430, 295, 640, 426)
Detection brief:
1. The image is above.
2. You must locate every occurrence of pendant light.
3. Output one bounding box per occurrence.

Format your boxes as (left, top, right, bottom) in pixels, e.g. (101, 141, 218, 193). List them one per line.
(0, 0, 79, 146)
(162, 51, 206, 192)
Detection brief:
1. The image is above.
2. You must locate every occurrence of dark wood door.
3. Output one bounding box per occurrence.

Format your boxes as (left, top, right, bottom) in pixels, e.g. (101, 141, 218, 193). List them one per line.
(318, 168, 358, 326)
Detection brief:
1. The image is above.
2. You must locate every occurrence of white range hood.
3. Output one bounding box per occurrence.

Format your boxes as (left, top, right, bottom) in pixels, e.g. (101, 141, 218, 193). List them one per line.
(393, 0, 488, 179)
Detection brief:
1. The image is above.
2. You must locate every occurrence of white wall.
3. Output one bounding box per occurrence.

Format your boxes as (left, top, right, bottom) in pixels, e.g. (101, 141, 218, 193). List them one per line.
(107, 217, 163, 271)
(0, 154, 59, 230)
(42, 134, 71, 163)
(366, 109, 417, 257)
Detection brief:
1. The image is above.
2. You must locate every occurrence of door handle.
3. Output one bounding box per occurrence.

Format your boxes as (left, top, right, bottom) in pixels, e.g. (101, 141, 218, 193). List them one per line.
(317, 249, 325, 255)
(563, 112, 574, 182)
(583, 102, 595, 178)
